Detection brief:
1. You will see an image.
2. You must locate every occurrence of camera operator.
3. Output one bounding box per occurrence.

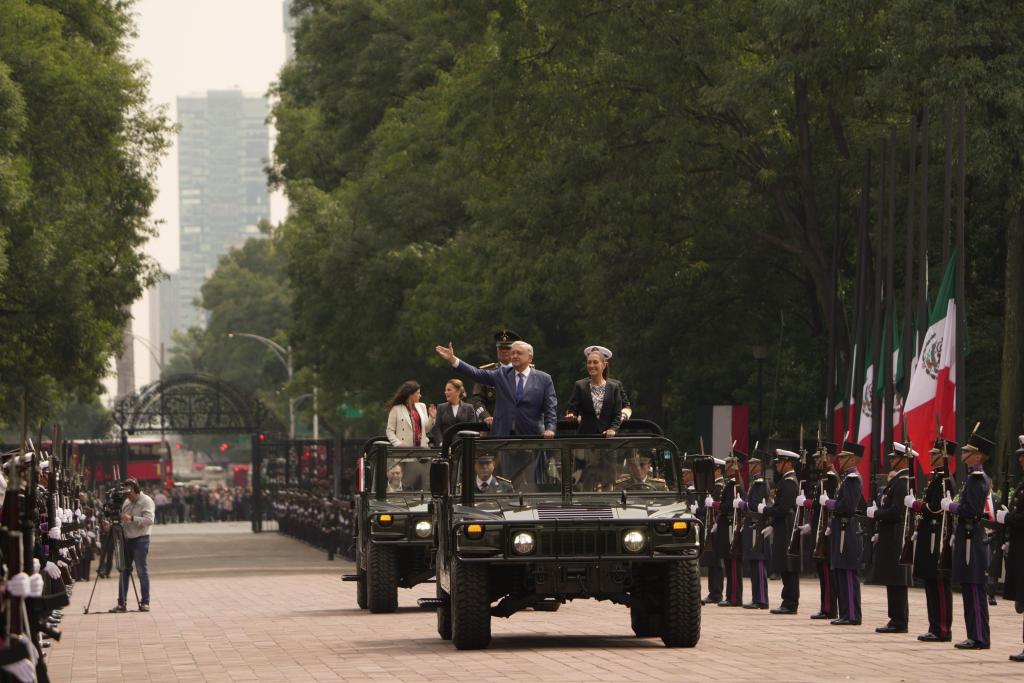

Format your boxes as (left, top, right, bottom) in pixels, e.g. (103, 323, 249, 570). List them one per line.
(109, 478, 155, 613)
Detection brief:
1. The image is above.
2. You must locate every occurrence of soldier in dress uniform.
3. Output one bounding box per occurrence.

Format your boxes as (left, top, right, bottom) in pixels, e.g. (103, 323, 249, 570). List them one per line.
(699, 458, 726, 605)
(737, 454, 770, 609)
(470, 329, 520, 424)
(823, 442, 864, 625)
(614, 451, 669, 491)
(867, 443, 914, 634)
(997, 437, 1024, 662)
(799, 442, 840, 619)
(944, 432, 994, 650)
(708, 456, 744, 607)
(474, 453, 514, 493)
(765, 448, 801, 614)
(680, 467, 697, 506)
(905, 438, 957, 642)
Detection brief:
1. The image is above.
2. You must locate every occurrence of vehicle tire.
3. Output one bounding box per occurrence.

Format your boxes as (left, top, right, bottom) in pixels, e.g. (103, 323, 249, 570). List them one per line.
(366, 544, 398, 613)
(661, 558, 701, 647)
(630, 603, 662, 637)
(437, 584, 452, 640)
(451, 559, 490, 649)
(356, 568, 368, 610)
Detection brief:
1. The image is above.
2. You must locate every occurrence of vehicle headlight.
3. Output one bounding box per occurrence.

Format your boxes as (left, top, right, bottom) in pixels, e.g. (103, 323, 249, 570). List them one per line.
(512, 532, 535, 555)
(622, 529, 646, 553)
(414, 520, 432, 538)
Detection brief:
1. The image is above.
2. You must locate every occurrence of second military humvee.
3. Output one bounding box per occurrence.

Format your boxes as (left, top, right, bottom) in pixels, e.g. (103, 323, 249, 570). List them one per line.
(427, 424, 713, 649)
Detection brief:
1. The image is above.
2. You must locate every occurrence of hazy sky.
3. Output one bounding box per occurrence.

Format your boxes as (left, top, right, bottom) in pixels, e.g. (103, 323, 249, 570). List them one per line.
(108, 0, 291, 394)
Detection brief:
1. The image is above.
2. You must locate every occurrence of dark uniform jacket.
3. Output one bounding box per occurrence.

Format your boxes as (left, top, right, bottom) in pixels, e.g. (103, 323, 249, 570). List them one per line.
(714, 478, 740, 559)
(913, 471, 951, 580)
(869, 470, 913, 587)
(812, 470, 839, 561)
(829, 467, 863, 571)
(741, 479, 770, 561)
(951, 466, 991, 585)
(431, 401, 477, 446)
(475, 476, 514, 493)
(566, 379, 624, 435)
(699, 478, 724, 567)
(767, 472, 800, 574)
(1001, 479, 1024, 604)
(470, 362, 503, 420)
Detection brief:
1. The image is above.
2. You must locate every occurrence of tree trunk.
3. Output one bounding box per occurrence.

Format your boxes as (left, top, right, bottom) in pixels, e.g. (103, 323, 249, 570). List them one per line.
(995, 206, 1024, 492)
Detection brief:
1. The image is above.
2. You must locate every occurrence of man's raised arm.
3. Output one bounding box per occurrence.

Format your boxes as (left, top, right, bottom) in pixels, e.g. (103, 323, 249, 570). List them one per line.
(435, 342, 495, 386)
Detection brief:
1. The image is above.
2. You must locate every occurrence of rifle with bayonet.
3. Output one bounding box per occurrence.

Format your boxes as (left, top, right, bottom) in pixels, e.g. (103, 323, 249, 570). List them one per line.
(729, 440, 744, 559)
(897, 435, 916, 565)
(936, 426, 955, 572)
(986, 433, 1017, 583)
(788, 426, 809, 558)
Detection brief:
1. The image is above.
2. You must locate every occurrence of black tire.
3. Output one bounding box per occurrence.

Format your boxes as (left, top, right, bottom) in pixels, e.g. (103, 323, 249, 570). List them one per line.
(450, 559, 490, 649)
(437, 584, 452, 640)
(366, 544, 398, 613)
(356, 568, 368, 610)
(661, 558, 701, 647)
(630, 603, 662, 637)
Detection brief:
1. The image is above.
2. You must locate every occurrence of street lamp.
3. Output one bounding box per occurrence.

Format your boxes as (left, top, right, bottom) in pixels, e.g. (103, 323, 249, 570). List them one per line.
(129, 333, 165, 377)
(228, 332, 296, 440)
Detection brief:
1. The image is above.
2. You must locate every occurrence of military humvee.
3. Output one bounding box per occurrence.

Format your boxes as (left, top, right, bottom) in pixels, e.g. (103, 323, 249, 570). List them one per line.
(427, 423, 714, 649)
(345, 438, 436, 612)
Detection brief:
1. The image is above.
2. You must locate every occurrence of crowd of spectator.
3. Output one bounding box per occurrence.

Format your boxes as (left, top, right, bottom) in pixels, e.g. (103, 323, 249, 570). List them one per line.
(144, 485, 253, 524)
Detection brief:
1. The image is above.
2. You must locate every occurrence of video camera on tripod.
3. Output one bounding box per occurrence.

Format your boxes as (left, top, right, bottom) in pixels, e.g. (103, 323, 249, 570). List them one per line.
(103, 483, 131, 520)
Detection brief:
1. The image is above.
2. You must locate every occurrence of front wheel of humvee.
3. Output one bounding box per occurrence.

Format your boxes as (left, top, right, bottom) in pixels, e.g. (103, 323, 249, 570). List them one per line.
(356, 568, 368, 609)
(451, 559, 491, 649)
(437, 584, 452, 640)
(630, 603, 662, 637)
(661, 558, 701, 647)
(367, 544, 398, 613)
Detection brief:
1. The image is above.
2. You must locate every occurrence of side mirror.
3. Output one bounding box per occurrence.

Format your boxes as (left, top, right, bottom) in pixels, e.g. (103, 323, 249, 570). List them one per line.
(692, 456, 716, 494)
(429, 459, 449, 498)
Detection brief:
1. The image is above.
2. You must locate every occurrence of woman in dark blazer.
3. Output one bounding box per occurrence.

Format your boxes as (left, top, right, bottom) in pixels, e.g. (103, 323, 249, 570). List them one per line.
(431, 379, 477, 446)
(565, 345, 624, 437)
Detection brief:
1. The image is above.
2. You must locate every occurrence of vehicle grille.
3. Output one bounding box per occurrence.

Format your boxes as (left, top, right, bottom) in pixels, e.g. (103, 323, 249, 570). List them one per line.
(537, 506, 613, 520)
(538, 527, 618, 556)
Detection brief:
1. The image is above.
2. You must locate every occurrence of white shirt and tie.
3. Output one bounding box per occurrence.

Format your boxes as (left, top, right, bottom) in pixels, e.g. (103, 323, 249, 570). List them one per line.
(513, 367, 531, 401)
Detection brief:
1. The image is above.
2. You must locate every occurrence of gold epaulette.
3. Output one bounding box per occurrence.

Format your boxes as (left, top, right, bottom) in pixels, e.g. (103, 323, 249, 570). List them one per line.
(615, 474, 630, 484)
(649, 477, 666, 483)
(496, 476, 512, 484)
(480, 362, 498, 369)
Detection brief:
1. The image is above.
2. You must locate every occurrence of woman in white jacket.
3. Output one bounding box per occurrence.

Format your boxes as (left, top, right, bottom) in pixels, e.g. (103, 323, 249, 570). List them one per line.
(385, 380, 436, 447)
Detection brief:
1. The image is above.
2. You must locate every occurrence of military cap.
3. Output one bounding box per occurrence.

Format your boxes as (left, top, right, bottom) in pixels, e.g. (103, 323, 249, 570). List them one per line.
(890, 442, 919, 458)
(583, 345, 613, 360)
(929, 439, 958, 456)
(476, 452, 495, 463)
(815, 442, 838, 456)
(962, 432, 994, 456)
(773, 448, 800, 462)
(839, 442, 864, 458)
(626, 451, 654, 464)
(494, 329, 521, 348)
(712, 457, 726, 467)
(732, 450, 749, 464)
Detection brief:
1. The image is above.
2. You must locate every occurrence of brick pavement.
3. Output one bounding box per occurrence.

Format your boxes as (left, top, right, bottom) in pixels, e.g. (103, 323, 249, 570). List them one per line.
(45, 522, 1023, 682)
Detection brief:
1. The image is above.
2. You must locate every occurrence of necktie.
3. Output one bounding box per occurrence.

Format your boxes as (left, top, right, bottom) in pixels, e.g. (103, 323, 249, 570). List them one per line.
(481, 481, 489, 491)
(516, 373, 525, 401)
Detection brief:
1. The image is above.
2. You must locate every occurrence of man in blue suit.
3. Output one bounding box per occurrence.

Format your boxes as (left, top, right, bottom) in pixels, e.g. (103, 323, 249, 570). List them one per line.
(435, 340, 557, 438)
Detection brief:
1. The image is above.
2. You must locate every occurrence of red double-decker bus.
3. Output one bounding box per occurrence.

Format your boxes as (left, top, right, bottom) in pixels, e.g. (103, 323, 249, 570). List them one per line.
(72, 438, 173, 489)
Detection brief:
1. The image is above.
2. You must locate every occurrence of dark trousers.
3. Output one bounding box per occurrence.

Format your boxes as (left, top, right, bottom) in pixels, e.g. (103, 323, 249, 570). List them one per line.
(725, 557, 744, 605)
(816, 560, 837, 615)
(780, 570, 800, 609)
(884, 585, 909, 628)
(923, 575, 953, 638)
(961, 582, 990, 646)
(835, 568, 861, 623)
(748, 560, 768, 606)
(118, 535, 150, 606)
(705, 561, 723, 601)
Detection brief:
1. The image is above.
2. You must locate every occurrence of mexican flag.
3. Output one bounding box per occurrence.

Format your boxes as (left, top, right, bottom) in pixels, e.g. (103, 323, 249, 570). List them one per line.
(903, 254, 958, 473)
(856, 339, 875, 498)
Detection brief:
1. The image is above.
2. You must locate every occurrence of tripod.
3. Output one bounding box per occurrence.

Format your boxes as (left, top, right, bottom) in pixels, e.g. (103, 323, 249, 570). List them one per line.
(83, 522, 141, 614)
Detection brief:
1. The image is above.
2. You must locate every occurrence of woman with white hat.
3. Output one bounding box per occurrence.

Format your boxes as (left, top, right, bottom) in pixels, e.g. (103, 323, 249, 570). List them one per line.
(565, 345, 626, 437)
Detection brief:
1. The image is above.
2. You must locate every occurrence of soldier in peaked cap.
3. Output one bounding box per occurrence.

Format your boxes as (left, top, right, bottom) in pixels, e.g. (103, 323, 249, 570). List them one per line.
(474, 452, 514, 493)
(736, 453, 770, 609)
(822, 442, 865, 625)
(708, 455, 744, 607)
(699, 457, 726, 605)
(868, 442, 914, 635)
(945, 432, 995, 649)
(905, 437, 957, 642)
(470, 329, 521, 425)
(999, 436, 1024, 662)
(614, 451, 669, 491)
(800, 441, 840, 620)
(764, 448, 801, 614)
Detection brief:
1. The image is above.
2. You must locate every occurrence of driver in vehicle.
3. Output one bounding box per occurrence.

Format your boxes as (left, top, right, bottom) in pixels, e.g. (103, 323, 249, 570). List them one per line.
(475, 453, 514, 493)
(387, 463, 404, 492)
(615, 451, 669, 491)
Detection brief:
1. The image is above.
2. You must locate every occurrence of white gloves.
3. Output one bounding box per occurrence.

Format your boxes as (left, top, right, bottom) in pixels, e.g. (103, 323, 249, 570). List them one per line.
(757, 502, 767, 514)
(48, 526, 62, 539)
(709, 523, 717, 534)
(31, 559, 39, 574)
(1003, 542, 1010, 553)
(43, 562, 62, 580)
(871, 533, 879, 543)
(911, 532, 918, 541)
(795, 494, 806, 508)
(825, 527, 832, 536)
(799, 523, 812, 535)
(2, 657, 36, 683)
(866, 503, 877, 519)
(940, 495, 953, 512)
(732, 497, 743, 509)
(903, 494, 916, 508)
(996, 506, 1008, 524)
(704, 496, 714, 508)
(819, 493, 830, 506)
(761, 526, 773, 539)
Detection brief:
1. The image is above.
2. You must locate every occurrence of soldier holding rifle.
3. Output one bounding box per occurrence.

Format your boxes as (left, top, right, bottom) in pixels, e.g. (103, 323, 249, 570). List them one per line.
(707, 456, 744, 607)
(995, 436, 1024, 662)
(736, 454, 769, 610)
(867, 443, 914, 634)
(698, 458, 726, 605)
(765, 448, 801, 614)
(800, 442, 840, 620)
(820, 442, 864, 625)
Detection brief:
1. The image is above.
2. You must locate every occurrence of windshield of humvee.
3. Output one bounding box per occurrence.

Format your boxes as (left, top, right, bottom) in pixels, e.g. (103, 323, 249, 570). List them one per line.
(377, 455, 431, 494)
(456, 441, 678, 495)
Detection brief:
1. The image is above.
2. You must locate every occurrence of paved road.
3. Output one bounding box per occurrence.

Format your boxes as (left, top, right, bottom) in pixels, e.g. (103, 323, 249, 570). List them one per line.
(47, 522, 1022, 682)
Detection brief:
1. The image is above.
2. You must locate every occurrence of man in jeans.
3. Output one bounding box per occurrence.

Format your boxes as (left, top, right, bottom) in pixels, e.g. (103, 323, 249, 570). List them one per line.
(110, 478, 155, 612)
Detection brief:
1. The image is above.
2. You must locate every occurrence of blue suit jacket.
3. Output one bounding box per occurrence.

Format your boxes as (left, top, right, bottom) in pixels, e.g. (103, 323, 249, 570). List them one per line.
(452, 360, 557, 437)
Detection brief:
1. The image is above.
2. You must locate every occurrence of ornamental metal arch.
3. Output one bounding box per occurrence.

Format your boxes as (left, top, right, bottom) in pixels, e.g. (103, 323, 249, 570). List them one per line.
(113, 373, 270, 435)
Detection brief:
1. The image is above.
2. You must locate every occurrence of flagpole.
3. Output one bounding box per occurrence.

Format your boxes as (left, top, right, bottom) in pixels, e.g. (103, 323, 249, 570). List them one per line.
(870, 135, 886, 497)
(942, 99, 954, 267)
(826, 179, 841, 440)
(901, 116, 917, 436)
(917, 107, 930, 347)
(848, 153, 871, 443)
(884, 125, 897, 465)
(954, 91, 967, 449)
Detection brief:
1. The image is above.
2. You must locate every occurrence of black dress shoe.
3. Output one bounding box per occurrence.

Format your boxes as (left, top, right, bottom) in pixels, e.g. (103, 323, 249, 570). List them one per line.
(917, 632, 951, 642)
(831, 618, 860, 625)
(717, 601, 740, 607)
(1010, 651, 1024, 662)
(108, 605, 126, 613)
(875, 625, 908, 634)
(703, 595, 722, 605)
(809, 611, 834, 620)
(742, 602, 760, 609)
(770, 606, 797, 615)
(954, 639, 990, 650)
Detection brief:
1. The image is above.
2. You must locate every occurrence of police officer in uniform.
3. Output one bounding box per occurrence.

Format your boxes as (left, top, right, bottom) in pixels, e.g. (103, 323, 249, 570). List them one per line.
(474, 453, 514, 493)
(823, 442, 864, 625)
(470, 330, 520, 424)
(867, 443, 914, 634)
(944, 432, 994, 649)
(699, 458, 726, 605)
(614, 451, 669, 491)
(906, 438, 956, 642)
(708, 456, 744, 607)
(765, 448, 801, 614)
(798, 442, 839, 619)
(737, 454, 770, 609)
(997, 437, 1024, 662)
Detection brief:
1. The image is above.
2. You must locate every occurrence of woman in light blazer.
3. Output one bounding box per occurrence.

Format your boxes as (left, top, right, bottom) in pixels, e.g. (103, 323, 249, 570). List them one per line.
(430, 379, 478, 447)
(386, 380, 436, 447)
